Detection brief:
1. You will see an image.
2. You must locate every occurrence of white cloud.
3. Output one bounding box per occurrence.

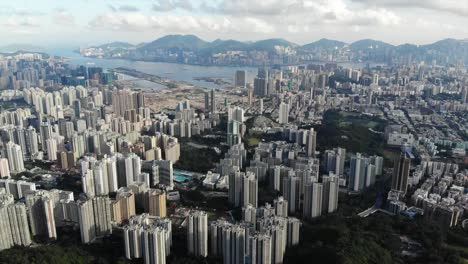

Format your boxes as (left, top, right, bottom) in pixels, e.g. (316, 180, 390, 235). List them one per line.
(88, 0, 400, 38)
(89, 12, 152, 31)
(52, 9, 75, 26)
(300, 0, 400, 26)
(118, 5, 140, 12)
(108, 4, 140, 13)
(2, 0, 464, 45)
(4, 16, 41, 28)
(88, 11, 280, 35)
(152, 0, 194, 12)
(221, 0, 298, 16)
(351, 0, 468, 17)
(0, 5, 45, 17)
(242, 17, 275, 33)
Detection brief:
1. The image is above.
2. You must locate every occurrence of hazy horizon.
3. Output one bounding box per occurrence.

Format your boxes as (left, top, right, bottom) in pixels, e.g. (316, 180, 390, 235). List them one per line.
(0, 0, 467, 47)
(1, 34, 467, 51)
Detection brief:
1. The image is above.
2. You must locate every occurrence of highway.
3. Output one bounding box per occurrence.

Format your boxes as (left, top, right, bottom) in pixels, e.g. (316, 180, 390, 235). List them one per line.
(358, 169, 393, 217)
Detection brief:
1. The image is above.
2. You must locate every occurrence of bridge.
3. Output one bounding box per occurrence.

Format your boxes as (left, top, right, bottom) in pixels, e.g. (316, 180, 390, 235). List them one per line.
(358, 206, 395, 218)
(358, 206, 378, 217)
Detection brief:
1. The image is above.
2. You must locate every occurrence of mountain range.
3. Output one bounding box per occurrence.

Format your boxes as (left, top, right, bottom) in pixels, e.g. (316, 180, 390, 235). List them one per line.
(80, 35, 468, 65)
(0, 44, 46, 53)
(131, 35, 300, 54)
(89, 34, 468, 55)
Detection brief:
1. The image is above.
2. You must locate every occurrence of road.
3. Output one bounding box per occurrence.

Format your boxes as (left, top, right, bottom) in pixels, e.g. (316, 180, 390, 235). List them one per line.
(358, 169, 392, 217)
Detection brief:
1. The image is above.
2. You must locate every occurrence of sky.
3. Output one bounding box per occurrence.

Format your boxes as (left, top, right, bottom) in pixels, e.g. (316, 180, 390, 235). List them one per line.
(0, 0, 467, 47)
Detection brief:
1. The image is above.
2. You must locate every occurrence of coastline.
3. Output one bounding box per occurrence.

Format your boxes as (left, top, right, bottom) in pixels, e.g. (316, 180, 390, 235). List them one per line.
(75, 51, 371, 68)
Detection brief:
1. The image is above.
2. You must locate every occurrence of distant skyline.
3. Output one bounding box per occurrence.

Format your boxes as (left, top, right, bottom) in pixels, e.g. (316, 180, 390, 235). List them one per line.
(0, 0, 467, 47)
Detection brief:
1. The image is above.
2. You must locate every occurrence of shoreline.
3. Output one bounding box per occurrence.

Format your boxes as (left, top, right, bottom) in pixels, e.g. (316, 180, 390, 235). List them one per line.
(76, 51, 377, 68)
(110, 67, 220, 90)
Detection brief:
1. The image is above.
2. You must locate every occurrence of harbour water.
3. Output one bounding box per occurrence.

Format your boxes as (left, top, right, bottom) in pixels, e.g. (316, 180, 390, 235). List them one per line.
(50, 48, 258, 89)
(49, 47, 383, 90)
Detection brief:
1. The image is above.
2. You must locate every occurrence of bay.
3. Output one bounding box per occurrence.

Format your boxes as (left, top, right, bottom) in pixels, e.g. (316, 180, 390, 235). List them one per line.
(48, 48, 385, 90)
(49, 48, 258, 89)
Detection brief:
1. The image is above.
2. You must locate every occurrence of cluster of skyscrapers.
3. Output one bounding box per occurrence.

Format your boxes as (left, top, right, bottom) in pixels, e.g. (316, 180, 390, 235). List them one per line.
(348, 153, 384, 192)
(218, 133, 341, 221)
(0, 73, 185, 257)
(123, 214, 172, 264)
(0, 184, 74, 248)
(227, 106, 246, 146)
(0, 46, 466, 262)
(204, 89, 216, 114)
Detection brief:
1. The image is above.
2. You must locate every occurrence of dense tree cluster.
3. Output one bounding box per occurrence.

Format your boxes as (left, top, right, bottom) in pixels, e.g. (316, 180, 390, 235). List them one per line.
(285, 213, 467, 264)
(174, 144, 222, 173)
(314, 110, 386, 155)
(0, 228, 130, 264)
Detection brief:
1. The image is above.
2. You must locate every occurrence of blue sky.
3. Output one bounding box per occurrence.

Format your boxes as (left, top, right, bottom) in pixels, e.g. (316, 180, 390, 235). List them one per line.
(0, 0, 467, 47)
